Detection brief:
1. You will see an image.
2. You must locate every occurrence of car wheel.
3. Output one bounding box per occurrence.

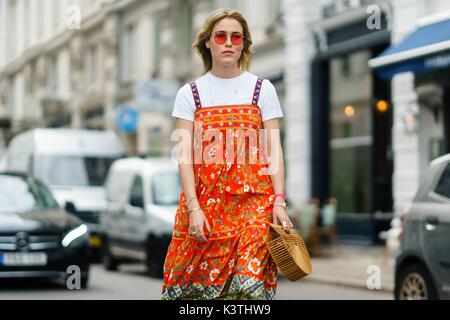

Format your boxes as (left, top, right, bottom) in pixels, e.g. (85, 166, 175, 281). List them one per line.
(395, 263, 438, 300)
(145, 240, 166, 278)
(102, 238, 119, 271)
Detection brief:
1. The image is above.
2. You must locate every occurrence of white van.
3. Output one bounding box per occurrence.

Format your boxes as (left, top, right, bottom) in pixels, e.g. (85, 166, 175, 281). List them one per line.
(101, 157, 180, 277)
(1, 128, 126, 256)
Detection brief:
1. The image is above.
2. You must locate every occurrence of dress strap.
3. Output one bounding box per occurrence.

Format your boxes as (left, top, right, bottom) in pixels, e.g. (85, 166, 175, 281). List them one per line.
(252, 77, 263, 106)
(189, 82, 202, 109)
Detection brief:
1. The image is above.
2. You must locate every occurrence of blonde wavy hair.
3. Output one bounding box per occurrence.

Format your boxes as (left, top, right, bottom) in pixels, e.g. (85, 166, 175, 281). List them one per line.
(193, 8, 253, 74)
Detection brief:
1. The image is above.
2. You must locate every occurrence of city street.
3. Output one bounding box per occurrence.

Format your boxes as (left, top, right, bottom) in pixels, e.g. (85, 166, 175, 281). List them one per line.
(0, 263, 392, 300)
(1, 0, 450, 304)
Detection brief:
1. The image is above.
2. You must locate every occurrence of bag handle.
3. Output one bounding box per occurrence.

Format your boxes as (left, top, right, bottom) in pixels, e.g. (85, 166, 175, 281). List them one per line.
(268, 223, 305, 247)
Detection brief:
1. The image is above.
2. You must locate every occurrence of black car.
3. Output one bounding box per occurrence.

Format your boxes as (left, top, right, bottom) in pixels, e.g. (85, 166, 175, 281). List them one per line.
(0, 172, 90, 288)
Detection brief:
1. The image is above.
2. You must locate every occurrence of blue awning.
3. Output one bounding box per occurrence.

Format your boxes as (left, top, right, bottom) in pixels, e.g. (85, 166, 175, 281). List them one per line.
(369, 18, 450, 79)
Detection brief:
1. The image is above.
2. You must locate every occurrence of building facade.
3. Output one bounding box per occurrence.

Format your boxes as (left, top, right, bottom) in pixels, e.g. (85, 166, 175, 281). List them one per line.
(285, 0, 450, 243)
(5, 0, 448, 244)
(0, 0, 285, 156)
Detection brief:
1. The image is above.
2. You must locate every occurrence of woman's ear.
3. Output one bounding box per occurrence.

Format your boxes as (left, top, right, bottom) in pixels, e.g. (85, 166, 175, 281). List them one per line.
(205, 38, 210, 49)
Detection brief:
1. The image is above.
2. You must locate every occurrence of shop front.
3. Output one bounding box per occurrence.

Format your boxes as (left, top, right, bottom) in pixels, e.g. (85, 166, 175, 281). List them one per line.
(370, 15, 450, 174)
(311, 4, 393, 244)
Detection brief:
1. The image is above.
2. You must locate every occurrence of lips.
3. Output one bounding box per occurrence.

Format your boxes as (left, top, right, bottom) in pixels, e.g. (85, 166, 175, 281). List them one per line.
(222, 51, 234, 55)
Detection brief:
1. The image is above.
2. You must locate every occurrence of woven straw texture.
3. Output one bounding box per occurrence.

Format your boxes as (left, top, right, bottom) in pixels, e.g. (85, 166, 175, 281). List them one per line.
(266, 223, 312, 281)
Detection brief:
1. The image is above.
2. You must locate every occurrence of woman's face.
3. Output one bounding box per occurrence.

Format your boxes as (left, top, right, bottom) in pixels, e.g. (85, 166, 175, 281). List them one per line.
(206, 18, 244, 69)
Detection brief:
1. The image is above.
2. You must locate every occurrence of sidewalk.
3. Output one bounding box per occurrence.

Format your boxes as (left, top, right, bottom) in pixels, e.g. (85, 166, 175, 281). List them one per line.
(301, 244, 396, 293)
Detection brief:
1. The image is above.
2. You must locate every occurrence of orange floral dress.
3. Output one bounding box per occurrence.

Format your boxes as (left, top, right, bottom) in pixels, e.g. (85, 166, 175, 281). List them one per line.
(161, 78, 278, 300)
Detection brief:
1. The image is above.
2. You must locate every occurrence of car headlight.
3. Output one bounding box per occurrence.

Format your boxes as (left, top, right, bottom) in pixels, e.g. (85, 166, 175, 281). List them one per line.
(62, 224, 89, 247)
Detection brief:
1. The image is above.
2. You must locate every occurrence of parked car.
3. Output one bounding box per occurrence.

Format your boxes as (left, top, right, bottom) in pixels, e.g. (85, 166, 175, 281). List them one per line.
(1, 128, 125, 259)
(0, 172, 90, 288)
(101, 157, 180, 277)
(395, 153, 450, 300)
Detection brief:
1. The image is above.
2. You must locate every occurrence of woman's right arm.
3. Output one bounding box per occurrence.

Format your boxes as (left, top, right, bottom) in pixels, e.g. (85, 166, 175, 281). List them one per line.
(176, 118, 197, 205)
(176, 118, 211, 242)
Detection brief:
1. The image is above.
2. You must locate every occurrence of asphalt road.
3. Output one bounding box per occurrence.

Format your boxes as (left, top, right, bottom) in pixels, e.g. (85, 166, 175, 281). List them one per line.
(0, 263, 393, 300)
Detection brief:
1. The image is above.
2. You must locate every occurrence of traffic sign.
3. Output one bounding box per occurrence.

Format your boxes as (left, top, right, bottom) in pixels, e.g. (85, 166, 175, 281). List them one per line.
(115, 106, 139, 133)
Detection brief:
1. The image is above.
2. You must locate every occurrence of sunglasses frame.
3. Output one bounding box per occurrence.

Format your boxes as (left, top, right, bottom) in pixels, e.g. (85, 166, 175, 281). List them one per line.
(211, 31, 245, 46)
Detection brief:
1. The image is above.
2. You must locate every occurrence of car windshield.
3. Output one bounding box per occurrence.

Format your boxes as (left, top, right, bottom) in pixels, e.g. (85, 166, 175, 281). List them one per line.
(151, 171, 181, 206)
(0, 175, 60, 213)
(37, 156, 118, 187)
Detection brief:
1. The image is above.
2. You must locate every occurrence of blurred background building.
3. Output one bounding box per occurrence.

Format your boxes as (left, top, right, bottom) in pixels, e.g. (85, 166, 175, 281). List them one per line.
(0, 0, 449, 244)
(0, 0, 285, 155)
(286, 0, 450, 244)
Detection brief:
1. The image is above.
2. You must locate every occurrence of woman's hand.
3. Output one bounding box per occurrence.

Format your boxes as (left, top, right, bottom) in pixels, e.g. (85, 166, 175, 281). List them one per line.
(272, 205, 293, 233)
(188, 208, 211, 243)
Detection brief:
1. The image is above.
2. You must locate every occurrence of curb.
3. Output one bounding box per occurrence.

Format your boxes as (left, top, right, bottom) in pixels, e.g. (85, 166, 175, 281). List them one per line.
(305, 274, 394, 294)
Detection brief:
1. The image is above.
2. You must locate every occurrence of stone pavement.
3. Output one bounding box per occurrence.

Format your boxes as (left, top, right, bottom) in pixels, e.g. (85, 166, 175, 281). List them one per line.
(297, 244, 396, 293)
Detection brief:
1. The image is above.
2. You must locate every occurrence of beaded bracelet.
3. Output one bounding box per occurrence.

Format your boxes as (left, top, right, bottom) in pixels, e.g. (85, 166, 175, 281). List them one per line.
(188, 207, 201, 214)
(273, 202, 288, 209)
(187, 197, 197, 207)
(274, 193, 287, 201)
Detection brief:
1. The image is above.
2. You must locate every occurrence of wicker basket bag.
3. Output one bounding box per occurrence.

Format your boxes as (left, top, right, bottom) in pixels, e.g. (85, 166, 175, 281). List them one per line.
(266, 223, 312, 281)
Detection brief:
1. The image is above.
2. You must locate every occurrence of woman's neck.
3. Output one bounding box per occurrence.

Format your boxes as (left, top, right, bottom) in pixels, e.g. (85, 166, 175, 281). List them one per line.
(210, 65, 244, 79)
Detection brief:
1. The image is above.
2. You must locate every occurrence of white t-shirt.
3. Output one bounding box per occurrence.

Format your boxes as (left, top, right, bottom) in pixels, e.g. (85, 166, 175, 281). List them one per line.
(171, 71, 284, 122)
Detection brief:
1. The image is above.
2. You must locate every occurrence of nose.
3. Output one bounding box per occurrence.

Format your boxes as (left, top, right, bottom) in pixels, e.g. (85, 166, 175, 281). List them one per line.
(225, 36, 232, 46)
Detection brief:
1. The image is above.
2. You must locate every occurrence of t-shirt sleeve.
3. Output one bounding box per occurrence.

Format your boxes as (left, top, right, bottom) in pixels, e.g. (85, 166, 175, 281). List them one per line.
(171, 83, 196, 121)
(259, 79, 284, 122)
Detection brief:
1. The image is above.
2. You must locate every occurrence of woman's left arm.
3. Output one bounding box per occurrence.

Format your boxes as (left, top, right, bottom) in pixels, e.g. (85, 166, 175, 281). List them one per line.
(263, 118, 294, 232)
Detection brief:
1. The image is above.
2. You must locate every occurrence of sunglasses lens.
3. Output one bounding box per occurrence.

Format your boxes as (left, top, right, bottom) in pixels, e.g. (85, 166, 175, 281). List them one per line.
(231, 35, 243, 45)
(214, 33, 227, 44)
(213, 32, 243, 45)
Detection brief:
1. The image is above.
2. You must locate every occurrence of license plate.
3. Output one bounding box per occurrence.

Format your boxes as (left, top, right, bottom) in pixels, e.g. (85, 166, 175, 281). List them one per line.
(0, 252, 48, 266)
(90, 235, 102, 248)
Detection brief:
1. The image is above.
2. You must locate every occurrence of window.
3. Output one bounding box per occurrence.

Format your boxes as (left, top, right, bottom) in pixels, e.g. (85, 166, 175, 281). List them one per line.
(38, 0, 44, 39)
(7, 0, 17, 59)
(24, 0, 30, 47)
(121, 24, 136, 83)
(105, 172, 133, 203)
(84, 157, 116, 186)
(434, 163, 450, 200)
(25, 63, 36, 117)
(0, 175, 59, 214)
(329, 50, 373, 214)
(151, 171, 181, 206)
(266, 0, 283, 32)
(36, 156, 117, 187)
(6, 76, 15, 114)
(129, 175, 144, 208)
(175, 0, 192, 62)
(52, 0, 60, 30)
(152, 11, 161, 76)
(88, 45, 97, 85)
(50, 55, 59, 93)
(33, 180, 60, 209)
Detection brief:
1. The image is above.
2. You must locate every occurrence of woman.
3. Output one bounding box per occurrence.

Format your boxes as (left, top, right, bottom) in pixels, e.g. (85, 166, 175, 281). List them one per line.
(161, 8, 293, 300)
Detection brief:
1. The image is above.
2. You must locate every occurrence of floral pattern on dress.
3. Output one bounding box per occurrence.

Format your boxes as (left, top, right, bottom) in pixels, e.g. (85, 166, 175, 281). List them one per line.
(161, 105, 278, 300)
